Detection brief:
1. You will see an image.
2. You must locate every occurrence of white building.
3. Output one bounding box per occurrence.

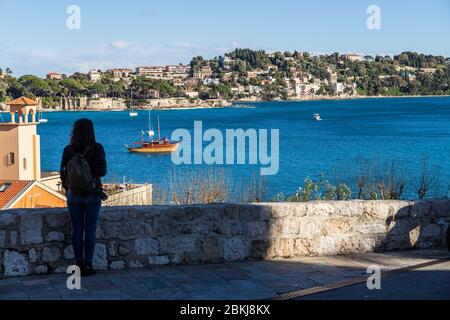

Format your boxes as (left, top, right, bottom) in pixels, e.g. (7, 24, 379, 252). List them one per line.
(109, 68, 133, 79)
(136, 66, 165, 77)
(88, 70, 101, 82)
(342, 53, 362, 62)
(333, 82, 345, 95)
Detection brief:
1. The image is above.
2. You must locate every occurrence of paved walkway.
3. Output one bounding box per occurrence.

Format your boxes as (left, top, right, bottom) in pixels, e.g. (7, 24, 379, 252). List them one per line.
(0, 249, 448, 300)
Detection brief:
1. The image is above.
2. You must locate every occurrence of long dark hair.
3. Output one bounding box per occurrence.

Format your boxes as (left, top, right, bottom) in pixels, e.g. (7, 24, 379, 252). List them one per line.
(70, 118, 96, 151)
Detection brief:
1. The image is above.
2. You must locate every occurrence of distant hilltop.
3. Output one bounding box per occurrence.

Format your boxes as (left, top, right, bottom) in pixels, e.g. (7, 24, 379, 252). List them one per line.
(1, 50, 449, 108)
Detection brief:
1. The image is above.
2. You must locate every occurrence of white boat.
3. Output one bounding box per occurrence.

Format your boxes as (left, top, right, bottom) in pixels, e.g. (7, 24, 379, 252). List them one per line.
(38, 111, 48, 123)
(129, 86, 138, 117)
(313, 113, 322, 121)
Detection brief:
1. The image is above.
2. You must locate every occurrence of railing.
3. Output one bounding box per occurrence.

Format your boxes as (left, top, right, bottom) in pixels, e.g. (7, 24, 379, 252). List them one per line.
(102, 184, 152, 207)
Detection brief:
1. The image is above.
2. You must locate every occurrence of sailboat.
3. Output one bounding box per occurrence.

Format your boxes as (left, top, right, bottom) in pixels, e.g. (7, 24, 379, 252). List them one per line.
(126, 110, 179, 154)
(129, 87, 138, 117)
(38, 111, 48, 123)
(129, 108, 138, 117)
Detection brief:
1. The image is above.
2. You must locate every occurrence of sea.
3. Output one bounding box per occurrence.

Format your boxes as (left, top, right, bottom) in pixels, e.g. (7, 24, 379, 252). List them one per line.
(34, 96, 450, 201)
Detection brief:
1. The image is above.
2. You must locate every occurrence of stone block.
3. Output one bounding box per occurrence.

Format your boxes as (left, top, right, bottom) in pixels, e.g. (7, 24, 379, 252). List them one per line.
(4, 250, 29, 276)
(148, 255, 170, 265)
(200, 237, 220, 257)
(222, 237, 246, 262)
(135, 238, 160, 256)
(0, 230, 6, 247)
(34, 265, 48, 274)
(420, 224, 441, 238)
(93, 243, 108, 270)
(20, 214, 43, 245)
(53, 266, 67, 273)
(246, 221, 268, 237)
(356, 222, 387, 235)
(168, 206, 203, 222)
(249, 239, 268, 259)
(278, 238, 295, 258)
(294, 238, 312, 256)
(64, 246, 74, 260)
(110, 260, 125, 270)
(118, 243, 131, 256)
(334, 201, 365, 217)
(313, 236, 339, 256)
(102, 220, 146, 240)
(290, 203, 308, 217)
(160, 236, 197, 254)
(270, 205, 290, 218)
(28, 248, 38, 263)
(389, 201, 411, 218)
(46, 213, 69, 228)
(42, 246, 61, 262)
(239, 205, 261, 221)
(299, 220, 324, 239)
(107, 242, 117, 257)
(101, 210, 124, 222)
(307, 202, 336, 216)
(10, 231, 18, 246)
(430, 200, 450, 218)
(0, 214, 16, 226)
(129, 260, 143, 268)
(46, 231, 65, 242)
(224, 205, 240, 219)
(410, 201, 431, 218)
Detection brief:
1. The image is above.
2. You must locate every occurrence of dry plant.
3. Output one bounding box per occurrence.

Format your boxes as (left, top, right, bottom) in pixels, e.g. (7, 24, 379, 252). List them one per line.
(417, 155, 443, 199)
(151, 184, 167, 205)
(237, 173, 269, 203)
(355, 157, 408, 200)
(355, 157, 379, 200)
(376, 159, 408, 200)
(169, 167, 232, 205)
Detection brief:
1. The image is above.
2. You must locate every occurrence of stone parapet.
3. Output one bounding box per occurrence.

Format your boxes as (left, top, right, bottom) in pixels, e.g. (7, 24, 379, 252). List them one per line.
(1, 200, 449, 278)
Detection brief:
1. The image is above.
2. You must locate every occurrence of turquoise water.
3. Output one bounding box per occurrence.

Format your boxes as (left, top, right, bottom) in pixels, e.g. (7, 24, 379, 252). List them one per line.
(36, 97, 450, 200)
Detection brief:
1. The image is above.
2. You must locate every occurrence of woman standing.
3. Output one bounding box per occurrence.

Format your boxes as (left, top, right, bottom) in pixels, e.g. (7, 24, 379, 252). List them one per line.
(60, 118, 107, 276)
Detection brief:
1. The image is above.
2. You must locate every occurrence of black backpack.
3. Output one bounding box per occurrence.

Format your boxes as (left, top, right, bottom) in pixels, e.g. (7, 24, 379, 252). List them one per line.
(66, 146, 96, 195)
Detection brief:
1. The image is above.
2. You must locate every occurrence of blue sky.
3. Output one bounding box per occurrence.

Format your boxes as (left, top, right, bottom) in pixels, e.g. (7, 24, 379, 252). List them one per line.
(0, 0, 449, 76)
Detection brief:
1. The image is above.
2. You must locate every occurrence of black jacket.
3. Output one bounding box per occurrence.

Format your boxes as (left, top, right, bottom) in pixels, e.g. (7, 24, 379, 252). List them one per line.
(60, 142, 107, 191)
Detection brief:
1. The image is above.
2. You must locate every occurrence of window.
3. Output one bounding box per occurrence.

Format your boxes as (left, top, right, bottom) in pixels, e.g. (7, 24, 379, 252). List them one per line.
(7, 153, 15, 165)
(23, 158, 27, 170)
(0, 183, 11, 192)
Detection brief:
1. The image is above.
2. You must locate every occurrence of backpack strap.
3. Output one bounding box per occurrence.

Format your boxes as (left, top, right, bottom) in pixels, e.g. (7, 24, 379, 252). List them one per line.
(82, 145, 92, 157)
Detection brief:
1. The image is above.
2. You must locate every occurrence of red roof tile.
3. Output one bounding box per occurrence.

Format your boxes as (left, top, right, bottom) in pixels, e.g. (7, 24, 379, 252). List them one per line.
(0, 180, 31, 209)
(7, 97, 38, 106)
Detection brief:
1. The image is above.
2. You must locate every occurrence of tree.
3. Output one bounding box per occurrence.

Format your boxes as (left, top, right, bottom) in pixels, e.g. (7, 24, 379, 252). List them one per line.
(18, 75, 51, 97)
(0, 80, 8, 102)
(60, 78, 86, 97)
(211, 83, 232, 99)
(190, 56, 206, 71)
(88, 82, 108, 97)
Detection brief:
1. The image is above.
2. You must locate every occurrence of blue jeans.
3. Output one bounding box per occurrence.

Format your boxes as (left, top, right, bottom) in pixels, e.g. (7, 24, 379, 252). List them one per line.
(67, 191, 101, 266)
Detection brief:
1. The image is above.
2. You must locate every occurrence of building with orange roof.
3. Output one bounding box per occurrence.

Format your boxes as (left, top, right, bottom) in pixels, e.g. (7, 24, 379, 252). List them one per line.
(0, 97, 66, 209)
(46, 72, 62, 80)
(0, 179, 65, 209)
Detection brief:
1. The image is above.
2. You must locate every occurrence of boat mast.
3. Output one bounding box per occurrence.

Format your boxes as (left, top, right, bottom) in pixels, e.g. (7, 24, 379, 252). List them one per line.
(157, 116, 161, 141)
(130, 86, 133, 111)
(148, 109, 153, 141)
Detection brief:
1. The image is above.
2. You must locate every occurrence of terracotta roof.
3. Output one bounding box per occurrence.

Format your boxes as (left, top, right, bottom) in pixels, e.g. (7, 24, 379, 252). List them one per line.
(0, 180, 31, 209)
(7, 97, 38, 106)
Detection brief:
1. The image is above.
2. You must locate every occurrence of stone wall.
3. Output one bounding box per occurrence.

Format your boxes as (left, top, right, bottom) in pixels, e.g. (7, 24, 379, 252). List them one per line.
(1, 200, 449, 278)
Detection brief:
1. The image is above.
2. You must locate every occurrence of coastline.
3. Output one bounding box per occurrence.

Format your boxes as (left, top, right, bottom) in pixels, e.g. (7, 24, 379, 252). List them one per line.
(235, 94, 450, 104)
(1, 94, 449, 113)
